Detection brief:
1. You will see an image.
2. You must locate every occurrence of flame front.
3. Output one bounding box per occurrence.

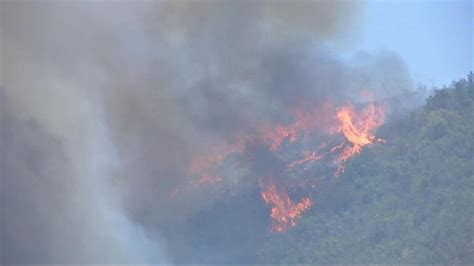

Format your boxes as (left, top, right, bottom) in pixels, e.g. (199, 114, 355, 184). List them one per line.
(334, 103, 385, 175)
(181, 100, 386, 233)
(288, 151, 324, 170)
(260, 178, 313, 232)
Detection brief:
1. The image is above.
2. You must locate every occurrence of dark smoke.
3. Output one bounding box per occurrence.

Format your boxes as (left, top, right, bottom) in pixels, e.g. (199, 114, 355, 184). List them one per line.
(0, 1, 415, 264)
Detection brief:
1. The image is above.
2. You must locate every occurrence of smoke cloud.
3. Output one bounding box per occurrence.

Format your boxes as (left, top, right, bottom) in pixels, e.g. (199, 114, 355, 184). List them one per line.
(0, 1, 414, 263)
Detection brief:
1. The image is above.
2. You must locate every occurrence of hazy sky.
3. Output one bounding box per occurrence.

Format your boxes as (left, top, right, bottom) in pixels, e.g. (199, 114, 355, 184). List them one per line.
(357, 0, 472, 87)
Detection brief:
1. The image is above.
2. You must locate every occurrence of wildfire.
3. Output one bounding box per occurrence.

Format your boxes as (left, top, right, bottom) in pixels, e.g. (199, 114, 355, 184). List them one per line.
(288, 151, 324, 170)
(179, 99, 386, 233)
(334, 102, 385, 175)
(262, 124, 299, 151)
(188, 137, 247, 186)
(260, 104, 331, 151)
(260, 178, 313, 232)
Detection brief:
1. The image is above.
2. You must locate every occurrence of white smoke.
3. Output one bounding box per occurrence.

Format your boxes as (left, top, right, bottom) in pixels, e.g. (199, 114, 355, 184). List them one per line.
(0, 1, 414, 263)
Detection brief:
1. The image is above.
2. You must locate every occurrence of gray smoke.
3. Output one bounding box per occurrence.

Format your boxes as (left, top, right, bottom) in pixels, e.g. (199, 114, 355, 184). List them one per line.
(0, 1, 414, 264)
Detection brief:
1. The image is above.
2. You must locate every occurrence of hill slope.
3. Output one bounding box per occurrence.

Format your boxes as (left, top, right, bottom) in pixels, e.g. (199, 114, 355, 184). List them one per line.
(259, 74, 474, 264)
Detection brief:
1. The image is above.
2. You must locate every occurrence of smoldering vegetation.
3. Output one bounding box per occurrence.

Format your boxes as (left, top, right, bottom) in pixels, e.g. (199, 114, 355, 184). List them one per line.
(1, 1, 419, 264)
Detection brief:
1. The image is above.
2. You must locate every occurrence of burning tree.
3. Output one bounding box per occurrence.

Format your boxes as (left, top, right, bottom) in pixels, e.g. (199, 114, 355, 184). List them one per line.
(182, 100, 386, 232)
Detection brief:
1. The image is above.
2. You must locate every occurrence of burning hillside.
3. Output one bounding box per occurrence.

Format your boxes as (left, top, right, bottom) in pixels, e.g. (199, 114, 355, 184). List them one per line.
(184, 100, 386, 232)
(2, 1, 426, 263)
(260, 177, 313, 232)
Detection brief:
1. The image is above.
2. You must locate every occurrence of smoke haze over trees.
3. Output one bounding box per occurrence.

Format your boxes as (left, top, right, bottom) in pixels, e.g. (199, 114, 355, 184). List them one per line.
(0, 1, 472, 264)
(259, 75, 474, 264)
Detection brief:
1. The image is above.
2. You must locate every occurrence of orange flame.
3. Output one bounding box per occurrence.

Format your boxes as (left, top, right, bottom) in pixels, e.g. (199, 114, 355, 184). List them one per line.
(180, 100, 385, 233)
(282, 102, 385, 176)
(260, 178, 313, 232)
(188, 137, 246, 186)
(260, 104, 331, 151)
(288, 151, 324, 170)
(334, 102, 385, 175)
(261, 124, 299, 151)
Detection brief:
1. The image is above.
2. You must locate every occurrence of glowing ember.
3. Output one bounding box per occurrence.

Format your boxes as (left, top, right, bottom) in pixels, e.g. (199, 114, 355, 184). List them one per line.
(288, 151, 324, 170)
(260, 178, 313, 232)
(188, 139, 246, 186)
(262, 124, 299, 151)
(260, 105, 330, 151)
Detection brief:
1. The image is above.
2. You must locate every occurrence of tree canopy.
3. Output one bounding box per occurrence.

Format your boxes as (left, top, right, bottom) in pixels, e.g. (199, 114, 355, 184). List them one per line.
(259, 74, 474, 264)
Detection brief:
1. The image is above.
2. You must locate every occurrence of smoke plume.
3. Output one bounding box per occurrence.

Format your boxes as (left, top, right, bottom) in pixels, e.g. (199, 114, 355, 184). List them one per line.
(0, 1, 414, 263)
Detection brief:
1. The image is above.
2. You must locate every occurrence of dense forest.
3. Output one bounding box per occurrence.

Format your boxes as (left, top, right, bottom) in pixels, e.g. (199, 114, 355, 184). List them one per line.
(258, 74, 474, 263)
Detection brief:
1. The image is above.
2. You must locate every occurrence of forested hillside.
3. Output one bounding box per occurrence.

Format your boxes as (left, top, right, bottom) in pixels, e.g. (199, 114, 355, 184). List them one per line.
(259, 74, 474, 264)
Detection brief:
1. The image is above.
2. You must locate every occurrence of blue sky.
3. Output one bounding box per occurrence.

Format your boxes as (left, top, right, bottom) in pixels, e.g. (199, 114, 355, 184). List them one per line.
(355, 0, 472, 87)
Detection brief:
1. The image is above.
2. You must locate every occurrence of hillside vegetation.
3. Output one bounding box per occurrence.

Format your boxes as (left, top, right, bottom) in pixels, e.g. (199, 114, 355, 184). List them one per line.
(259, 74, 474, 264)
